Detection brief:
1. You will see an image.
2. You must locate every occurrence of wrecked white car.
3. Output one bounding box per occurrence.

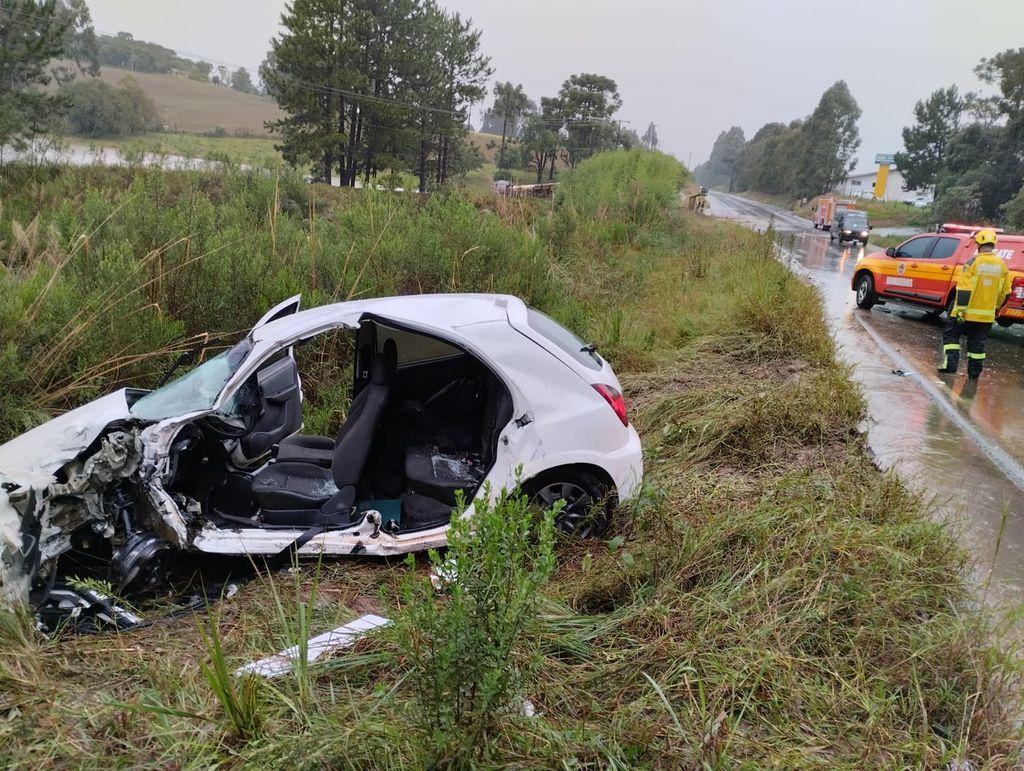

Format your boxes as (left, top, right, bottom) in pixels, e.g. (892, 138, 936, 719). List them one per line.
(0, 294, 642, 626)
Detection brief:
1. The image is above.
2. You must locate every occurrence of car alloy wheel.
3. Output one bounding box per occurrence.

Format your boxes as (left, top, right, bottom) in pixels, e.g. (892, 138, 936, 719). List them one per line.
(530, 471, 612, 538)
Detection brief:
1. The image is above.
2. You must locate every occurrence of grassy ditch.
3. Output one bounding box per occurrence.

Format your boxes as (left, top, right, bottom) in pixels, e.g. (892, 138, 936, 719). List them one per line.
(1, 150, 1021, 767)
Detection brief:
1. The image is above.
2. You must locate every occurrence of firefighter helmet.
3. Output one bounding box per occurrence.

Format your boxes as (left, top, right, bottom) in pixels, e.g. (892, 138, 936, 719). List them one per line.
(975, 228, 998, 247)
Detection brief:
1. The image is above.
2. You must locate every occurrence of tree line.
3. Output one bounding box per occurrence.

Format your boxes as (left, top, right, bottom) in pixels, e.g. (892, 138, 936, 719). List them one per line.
(896, 48, 1024, 228)
(260, 0, 490, 191)
(481, 77, 659, 184)
(695, 81, 862, 200)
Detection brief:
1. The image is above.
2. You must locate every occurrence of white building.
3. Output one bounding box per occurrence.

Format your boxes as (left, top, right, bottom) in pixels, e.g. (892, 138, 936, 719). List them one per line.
(837, 168, 933, 204)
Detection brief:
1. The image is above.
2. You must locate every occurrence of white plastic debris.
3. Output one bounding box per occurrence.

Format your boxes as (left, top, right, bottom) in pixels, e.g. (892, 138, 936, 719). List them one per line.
(235, 613, 390, 679)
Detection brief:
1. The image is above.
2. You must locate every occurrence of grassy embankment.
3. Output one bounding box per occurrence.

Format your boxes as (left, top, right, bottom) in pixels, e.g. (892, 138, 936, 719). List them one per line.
(1, 150, 1021, 767)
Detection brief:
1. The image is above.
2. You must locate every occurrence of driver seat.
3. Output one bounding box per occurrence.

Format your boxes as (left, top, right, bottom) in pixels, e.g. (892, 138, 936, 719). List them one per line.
(250, 341, 396, 526)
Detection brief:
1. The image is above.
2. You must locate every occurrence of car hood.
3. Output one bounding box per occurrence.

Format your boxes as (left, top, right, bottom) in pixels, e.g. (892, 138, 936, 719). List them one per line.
(0, 389, 135, 480)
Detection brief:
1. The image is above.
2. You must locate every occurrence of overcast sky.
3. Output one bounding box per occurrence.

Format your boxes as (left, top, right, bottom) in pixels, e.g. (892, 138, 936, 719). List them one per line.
(86, 0, 1024, 173)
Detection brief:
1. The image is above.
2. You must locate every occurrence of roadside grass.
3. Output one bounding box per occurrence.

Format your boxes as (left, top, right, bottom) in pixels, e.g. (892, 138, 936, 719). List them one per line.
(870, 232, 910, 250)
(1, 154, 1022, 766)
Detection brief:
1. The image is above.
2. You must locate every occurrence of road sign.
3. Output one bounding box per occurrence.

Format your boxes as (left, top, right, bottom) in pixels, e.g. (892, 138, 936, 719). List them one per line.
(875, 153, 895, 165)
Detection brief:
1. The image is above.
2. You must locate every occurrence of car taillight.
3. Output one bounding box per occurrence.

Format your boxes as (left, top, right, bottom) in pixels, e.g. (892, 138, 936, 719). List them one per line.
(1013, 276, 1024, 301)
(593, 383, 628, 426)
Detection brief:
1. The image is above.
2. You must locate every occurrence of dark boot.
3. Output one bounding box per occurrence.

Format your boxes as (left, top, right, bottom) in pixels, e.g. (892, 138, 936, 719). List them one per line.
(938, 347, 960, 374)
(967, 356, 984, 380)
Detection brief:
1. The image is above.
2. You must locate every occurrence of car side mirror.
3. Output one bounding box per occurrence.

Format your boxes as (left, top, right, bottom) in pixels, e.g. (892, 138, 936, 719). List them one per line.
(885, 247, 896, 257)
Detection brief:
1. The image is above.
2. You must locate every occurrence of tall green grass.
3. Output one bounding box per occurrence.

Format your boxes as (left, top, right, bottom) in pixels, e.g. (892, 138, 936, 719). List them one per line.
(0, 165, 556, 440)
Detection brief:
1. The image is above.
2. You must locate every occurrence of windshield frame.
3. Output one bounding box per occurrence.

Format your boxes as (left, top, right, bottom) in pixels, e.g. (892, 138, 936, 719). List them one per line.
(129, 338, 254, 422)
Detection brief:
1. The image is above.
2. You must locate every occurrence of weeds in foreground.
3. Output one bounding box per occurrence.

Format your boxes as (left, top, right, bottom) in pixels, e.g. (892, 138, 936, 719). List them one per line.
(391, 488, 557, 767)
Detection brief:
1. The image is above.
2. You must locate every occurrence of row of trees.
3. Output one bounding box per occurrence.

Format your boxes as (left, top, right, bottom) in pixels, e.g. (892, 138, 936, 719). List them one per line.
(99, 32, 261, 94)
(482, 75, 655, 184)
(695, 81, 862, 199)
(262, 0, 491, 191)
(896, 48, 1024, 226)
(97, 31, 210, 81)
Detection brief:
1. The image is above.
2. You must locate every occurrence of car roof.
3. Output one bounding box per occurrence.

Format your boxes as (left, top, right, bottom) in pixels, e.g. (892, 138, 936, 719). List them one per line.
(251, 293, 524, 344)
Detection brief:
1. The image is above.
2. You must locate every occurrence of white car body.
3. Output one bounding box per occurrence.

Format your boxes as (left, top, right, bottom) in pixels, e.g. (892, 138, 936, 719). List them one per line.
(0, 294, 642, 610)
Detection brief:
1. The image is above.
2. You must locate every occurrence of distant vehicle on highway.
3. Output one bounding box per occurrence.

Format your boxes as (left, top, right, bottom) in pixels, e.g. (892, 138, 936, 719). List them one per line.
(831, 208, 871, 245)
(852, 226, 1024, 326)
(812, 194, 857, 231)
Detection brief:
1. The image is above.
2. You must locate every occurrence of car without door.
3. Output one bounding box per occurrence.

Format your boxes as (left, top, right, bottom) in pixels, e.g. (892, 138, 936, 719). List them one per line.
(0, 294, 643, 628)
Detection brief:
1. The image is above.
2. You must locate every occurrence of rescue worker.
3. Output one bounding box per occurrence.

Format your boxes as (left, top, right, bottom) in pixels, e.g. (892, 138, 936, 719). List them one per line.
(938, 228, 1010, 379)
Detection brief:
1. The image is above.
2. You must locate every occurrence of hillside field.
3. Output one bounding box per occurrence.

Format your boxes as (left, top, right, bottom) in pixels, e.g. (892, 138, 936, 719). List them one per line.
(94, 66, 284, 135)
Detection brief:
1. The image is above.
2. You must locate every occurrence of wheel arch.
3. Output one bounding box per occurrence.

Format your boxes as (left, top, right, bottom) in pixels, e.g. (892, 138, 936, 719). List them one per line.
(852, 267, 875, 290)
(521, 463, 619, 503)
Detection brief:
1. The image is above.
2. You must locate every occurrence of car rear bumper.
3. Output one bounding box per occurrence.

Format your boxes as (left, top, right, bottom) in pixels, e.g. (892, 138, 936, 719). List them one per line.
(605, 425, 644, 501)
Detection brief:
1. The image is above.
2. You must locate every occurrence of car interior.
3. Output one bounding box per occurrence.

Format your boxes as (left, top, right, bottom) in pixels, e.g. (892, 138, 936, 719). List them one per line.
(164, 316, 513, 534)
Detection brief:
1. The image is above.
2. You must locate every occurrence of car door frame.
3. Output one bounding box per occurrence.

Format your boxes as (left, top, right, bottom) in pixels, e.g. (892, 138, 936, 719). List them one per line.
(880, 236, 938, 305)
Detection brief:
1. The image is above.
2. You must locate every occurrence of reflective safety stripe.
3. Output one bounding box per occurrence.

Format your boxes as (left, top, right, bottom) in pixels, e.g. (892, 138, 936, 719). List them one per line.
(968, 352, 986, 360)
(943, 344, 961, 351)
(963, 309, 996, 322)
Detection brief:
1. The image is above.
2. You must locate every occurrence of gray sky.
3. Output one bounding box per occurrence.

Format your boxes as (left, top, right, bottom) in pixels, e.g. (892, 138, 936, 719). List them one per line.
(87, 0, 1024, 173)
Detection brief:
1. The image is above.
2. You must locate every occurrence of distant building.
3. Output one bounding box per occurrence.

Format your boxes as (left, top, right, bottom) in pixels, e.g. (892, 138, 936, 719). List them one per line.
(837, 168, 933, 204)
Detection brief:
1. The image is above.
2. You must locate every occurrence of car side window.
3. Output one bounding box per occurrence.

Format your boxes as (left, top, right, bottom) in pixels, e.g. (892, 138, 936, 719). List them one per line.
(895, 237, 936, 260)
(930, 237, 959, 261)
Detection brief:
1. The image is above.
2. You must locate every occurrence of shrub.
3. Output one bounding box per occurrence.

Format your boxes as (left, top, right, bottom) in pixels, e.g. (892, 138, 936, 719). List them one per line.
(555, 148, 689, 237)
(62, 76, 158, 138)
(390, 488, 556, 765)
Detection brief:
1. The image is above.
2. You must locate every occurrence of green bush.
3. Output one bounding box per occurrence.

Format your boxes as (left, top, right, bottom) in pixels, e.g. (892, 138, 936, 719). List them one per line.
(555, 148, 689, 239)
(391, 488, 556, 766)
(61, 77, 159, 138)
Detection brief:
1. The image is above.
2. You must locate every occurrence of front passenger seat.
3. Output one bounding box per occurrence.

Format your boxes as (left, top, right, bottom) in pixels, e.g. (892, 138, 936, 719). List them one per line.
(250, 340, 397, 526)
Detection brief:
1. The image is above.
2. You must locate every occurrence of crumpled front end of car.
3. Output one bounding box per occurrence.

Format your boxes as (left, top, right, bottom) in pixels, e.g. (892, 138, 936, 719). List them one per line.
(0, 429, 146, 609)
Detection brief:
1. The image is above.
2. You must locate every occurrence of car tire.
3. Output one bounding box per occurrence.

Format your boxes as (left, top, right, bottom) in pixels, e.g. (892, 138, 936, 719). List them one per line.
(525, 468, 614, 539)
(855, 273, 877, 309)
(944, 295, 956, 321)
(997, 319, 1014, 328)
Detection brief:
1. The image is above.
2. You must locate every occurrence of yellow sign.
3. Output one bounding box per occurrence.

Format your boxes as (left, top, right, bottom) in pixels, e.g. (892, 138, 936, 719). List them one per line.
(873, 163, 890, 199)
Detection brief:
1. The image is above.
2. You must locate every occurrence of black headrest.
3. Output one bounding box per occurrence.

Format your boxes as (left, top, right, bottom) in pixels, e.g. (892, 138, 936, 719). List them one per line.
(370, 339, 398, 385)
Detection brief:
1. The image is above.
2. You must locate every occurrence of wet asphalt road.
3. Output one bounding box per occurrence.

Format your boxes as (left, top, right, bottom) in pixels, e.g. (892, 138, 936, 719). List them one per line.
(709, 192, 1024, 601)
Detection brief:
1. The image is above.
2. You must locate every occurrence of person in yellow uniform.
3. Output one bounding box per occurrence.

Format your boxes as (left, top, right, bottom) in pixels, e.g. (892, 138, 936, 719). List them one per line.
(938, 228, 1010, 380)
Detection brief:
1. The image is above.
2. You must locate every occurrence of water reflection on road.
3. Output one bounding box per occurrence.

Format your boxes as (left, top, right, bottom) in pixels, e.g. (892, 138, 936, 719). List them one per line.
(710, 192, 1024, 602)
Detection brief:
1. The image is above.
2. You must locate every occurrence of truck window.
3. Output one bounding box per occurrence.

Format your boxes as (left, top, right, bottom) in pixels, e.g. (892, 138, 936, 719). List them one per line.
(930, 237, 959, 260)
(895, 237, 936, 259)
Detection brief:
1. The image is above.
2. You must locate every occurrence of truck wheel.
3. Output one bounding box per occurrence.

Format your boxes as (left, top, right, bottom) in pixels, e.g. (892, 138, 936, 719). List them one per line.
(855, 273, 877, 309)
(944, 295, 955, 321)
(997, 319, 1014, 328)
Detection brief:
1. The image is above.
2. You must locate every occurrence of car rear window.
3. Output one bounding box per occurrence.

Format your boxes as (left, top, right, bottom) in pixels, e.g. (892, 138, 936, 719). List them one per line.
(377, 325, 461, 364)
(930, 237, 960, 260)
(526, 308, 602, 371)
